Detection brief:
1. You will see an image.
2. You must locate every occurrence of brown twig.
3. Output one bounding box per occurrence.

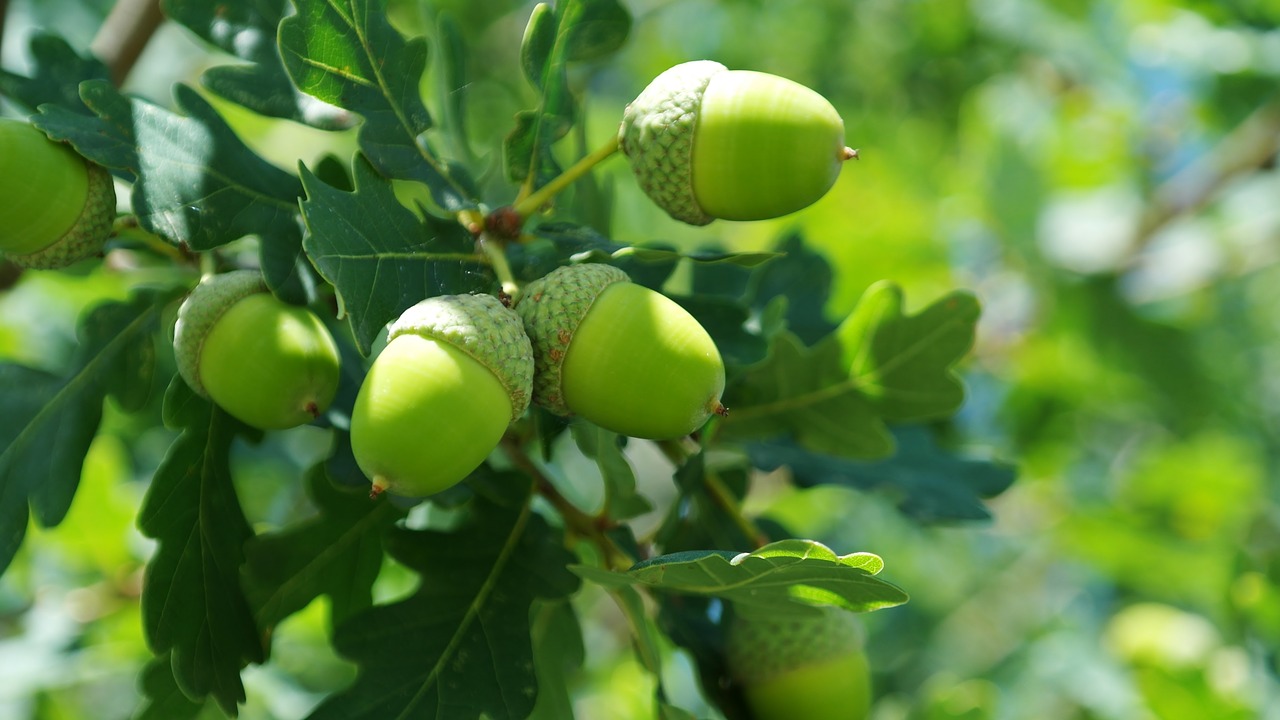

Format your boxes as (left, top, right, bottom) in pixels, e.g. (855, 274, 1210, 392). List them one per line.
(90, 0, 165, 86)
(1130, 100, 1280, 261)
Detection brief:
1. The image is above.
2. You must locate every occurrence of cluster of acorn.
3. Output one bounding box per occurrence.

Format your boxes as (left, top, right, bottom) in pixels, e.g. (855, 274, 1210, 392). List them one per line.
(170, 262, 727, 499)
(1, 61, 869, 719)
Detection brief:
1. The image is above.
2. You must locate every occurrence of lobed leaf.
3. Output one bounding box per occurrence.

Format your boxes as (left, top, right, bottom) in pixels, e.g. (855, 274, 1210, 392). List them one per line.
(163, 0, 356, 130)
(0, 289, 176, 576)
(133, 656, 206, 720)
(748, 426, 1017, 523)
(306, 477, 581, 720)
(137, 380, 265, 715)
(298, 156, 493, 355)
(569, 424, 651, 521)
(280, 0, 478, 211)
(574, 539, 908, 619)
(0, 32, 109, 115)
(723, 282, 980, 459)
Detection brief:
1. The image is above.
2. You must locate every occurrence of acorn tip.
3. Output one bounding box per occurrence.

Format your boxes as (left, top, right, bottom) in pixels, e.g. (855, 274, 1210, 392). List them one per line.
(842, 147, 860, 161)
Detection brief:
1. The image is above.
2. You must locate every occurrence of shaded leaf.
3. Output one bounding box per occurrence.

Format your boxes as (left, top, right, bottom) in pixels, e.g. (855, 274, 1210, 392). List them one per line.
(748, 425, 1017, 523)
(746, 233, 838, 344)
(520, 222, 777, 278)
(306, 477, 580, 719)
(570, 424, 650, 521)
(138, 380, 264, 715)
(724, 282, 979, 459)
(526, 601, 583, 720)
(0, 289, 175, 575)
(574, 539, 908, 619)
(34, 81, 309, 298)
(133, 656, 206, 720)
(299, 155, 492, 354)
(280, 0, 477, 211)
(243, 466, 403, 633)
(163, 0, 355, 129)
(653, 454, 755, 554)
(0, 32, 109, 115)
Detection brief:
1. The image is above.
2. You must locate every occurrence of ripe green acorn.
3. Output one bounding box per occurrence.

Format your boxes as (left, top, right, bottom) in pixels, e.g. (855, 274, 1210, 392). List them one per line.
(727, 607, 872, 720)
(350, 294, 534, 498)
(516, 264, 725, 439)
(0, 118, 116, 269)
(619, 60, 855, 225)
(173, 270, 341, 430)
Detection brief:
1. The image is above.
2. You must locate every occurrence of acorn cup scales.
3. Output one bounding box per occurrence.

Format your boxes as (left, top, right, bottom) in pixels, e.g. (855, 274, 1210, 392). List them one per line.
(516, 264, 726, 440)
(0, 118, 116, 269)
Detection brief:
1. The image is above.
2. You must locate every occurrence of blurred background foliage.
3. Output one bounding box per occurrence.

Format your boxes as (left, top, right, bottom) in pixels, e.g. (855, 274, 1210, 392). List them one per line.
(3, 0, 1280, 718)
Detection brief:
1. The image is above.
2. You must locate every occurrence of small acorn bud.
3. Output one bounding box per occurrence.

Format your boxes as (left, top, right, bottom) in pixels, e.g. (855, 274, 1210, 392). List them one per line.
(349, 294, 534, 498)
(619, 60, 853, 225)
(173, 270, 341, 430)
(516, 264, 725, 439)
(727, 607, 872, 720)
(0, 118, 116, 268)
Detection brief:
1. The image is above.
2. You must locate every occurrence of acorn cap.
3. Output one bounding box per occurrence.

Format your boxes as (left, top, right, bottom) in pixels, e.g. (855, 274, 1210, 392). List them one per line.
(0, 119, 116, 269)
(514, 264, 629, 415)
(389, 293, 534, 421)
(726, 606, 865, 685)
(618, 60, 727, 226)
(173, 270, 269, 397)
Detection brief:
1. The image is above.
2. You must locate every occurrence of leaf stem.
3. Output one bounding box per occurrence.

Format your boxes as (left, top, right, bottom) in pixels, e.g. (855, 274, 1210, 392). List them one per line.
(657, 440, 769, 549)
(478, 232, 519, 298)
(511, 134, 621, 218)
(501, 436, 634, 571)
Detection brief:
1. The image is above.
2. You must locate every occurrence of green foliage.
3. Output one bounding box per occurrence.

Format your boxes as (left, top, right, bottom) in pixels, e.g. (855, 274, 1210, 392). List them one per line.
(26, 0, 1240, 718)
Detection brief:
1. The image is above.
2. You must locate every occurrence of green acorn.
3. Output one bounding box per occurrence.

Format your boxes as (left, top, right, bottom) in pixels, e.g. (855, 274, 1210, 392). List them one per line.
(349, 294, 534, 498)
(516, 264, 725, 439)
(727, 607, 872, 720)
(619, 60, 854, 225)
(0, 118, 116, 268)
(173, 270, 341, 430)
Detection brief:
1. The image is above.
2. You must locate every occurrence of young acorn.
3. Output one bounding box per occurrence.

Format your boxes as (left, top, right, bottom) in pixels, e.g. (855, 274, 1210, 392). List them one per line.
(727, 606, 872, 720)
(0, 118, 116, 268)
(619, 60, 855, 225)
(349, 294, 533, 498)
(173, 270, 341, 430)
(516, 264, 725, 440)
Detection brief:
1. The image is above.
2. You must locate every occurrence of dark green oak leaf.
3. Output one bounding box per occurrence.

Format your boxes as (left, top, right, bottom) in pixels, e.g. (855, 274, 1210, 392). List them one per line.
(280, 0, 478, 211)
(243, 466, 403, 633)
(526, 601, 584, 720)
(569, 424, 651, 521)
(138, 379, 265, 715)
(306, 477, 580, 720)
(163, 0, 356, 130)
(748, 425, 1017, 523)
(299, 155, 493, 355)
(574, 538, 908, 620)
(724, 281, 980, 459)
(0, 32, 109, 115)
(133, 656, 205, 720)
(0, 289, 176, 576)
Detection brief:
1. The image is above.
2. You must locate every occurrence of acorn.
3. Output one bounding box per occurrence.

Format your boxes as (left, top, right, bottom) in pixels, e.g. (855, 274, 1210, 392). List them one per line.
(0, 118, 116, 268)
(349, 294, 534, 498)
(726, 606, 872, 720)
(619, 60, 854, 225)
(173, 270, 341, 430)
(515, 264, 725, 439)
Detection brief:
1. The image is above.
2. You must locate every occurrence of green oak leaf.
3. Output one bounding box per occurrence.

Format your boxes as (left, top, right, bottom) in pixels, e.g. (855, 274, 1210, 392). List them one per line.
(138, 379, 265, 715)
(506, 0, 631, 189)
(299, 155, 493, 355)
(34, 81, 310, 299)
(305, 477, 580, 720)
(133, 656, 205, 720)
(0, 32, 109, 115)
(0, 289, 176, 576)
(517, 223, 778, 280)
(724, 281, 980, 459)
(280, 0, 478, 211)
(569, 424, 651, 521)
(574, 539, 908, 619)
(749, 425, 1017, 523)
(163, 0, 356, 130)
(746, 233, 838, 344)
(653, 454, 756, 553)
(243, 466, 403, 633)
(526, 601, 584, 720)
